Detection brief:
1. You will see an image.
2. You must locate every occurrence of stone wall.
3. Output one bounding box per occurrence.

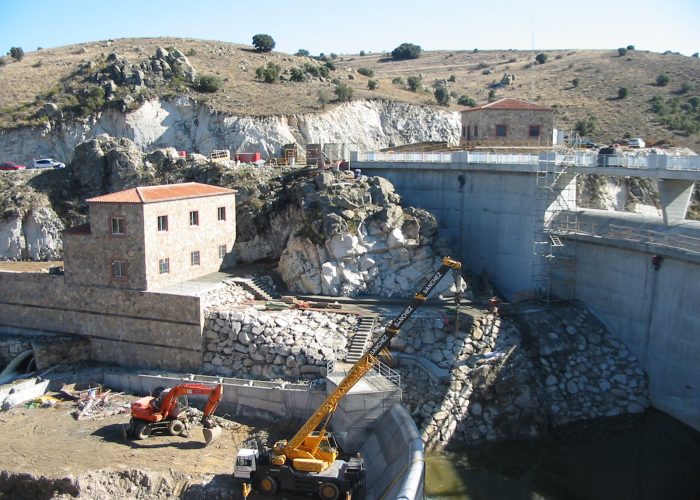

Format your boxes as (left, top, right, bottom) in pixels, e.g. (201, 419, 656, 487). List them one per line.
(392, 304, 648, 449)
(0, 335, 33, 369)
(0, 272, 203, 371)
(201, 307, 359, 380)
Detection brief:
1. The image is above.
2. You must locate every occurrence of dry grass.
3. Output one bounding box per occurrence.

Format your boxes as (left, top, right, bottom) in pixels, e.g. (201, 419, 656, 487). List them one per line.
(1, 38, 699, 150)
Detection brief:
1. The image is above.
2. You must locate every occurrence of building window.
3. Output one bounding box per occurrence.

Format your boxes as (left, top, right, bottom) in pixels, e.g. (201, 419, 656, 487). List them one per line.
(189, 211, 199, 226)
(529, 125, 541, 137)
(111, 260, 127, 278)
(159, 258, 170, 274)
(474, 125, 479, 137)
(111, 217, 125, 235)
(496, 125, 507, 137)
(217, 206, 226, 221)
(218, 244, 227, 259)
(462, 126, 466, 137)
(157, 215, 168, 232)
(191, 251, 200, 266)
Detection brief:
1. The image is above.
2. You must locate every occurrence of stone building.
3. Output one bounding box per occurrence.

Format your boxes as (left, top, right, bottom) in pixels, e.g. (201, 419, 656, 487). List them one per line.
(460, 98, 554, 146)
(63, 182, 237, 291)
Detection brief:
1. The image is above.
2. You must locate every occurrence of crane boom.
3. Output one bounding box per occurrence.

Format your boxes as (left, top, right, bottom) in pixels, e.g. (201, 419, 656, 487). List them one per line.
(283, 256, 462, 456)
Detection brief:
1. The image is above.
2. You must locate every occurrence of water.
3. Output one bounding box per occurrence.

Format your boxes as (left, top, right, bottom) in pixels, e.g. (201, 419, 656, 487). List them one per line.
(426, 409, 700, 500)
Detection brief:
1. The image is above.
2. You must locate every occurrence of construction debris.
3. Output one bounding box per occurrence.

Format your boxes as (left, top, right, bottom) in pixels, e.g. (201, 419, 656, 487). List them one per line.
(71, 389, 129, 421)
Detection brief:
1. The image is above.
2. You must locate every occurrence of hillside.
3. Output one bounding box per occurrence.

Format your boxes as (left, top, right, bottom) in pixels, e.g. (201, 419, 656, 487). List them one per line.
(1, 37, 699, 150)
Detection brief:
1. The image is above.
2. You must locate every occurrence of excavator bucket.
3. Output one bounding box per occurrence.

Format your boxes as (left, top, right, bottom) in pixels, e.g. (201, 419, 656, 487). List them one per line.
(203, 425, 222, 445)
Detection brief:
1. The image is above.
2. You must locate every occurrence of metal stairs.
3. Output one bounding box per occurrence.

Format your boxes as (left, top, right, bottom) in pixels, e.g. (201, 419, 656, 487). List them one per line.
(346, 314, 378, 363)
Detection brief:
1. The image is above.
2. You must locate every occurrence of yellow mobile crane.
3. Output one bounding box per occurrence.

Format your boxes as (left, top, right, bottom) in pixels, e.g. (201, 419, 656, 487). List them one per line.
(234, 257, 463, 500)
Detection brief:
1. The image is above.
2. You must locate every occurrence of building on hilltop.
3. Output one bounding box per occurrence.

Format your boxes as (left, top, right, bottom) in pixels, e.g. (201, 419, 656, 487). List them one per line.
(460, 98, 555, 147)
(63, 182, 237, 291)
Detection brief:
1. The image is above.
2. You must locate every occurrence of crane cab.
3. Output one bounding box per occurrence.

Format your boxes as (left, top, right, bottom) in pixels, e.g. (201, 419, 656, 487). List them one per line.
(234, 449, 259, 479)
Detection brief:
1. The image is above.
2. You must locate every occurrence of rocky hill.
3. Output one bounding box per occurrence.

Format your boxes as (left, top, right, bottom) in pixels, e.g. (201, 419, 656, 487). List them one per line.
(0, 37, 699, 151)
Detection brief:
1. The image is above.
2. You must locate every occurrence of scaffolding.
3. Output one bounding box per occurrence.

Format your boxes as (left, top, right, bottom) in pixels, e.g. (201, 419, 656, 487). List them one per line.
(531, 153, 578, 302)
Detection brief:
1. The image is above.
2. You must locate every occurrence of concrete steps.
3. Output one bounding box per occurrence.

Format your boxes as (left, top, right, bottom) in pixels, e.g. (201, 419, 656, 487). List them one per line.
(228, 277, 273, 301)
(346, 314, 378, 363)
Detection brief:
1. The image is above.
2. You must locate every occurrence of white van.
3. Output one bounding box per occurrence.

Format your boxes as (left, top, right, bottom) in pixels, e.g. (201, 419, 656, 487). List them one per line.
(627, 138, 645, 148)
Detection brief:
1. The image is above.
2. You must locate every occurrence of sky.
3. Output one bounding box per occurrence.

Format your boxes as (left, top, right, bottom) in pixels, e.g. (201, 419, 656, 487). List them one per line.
(1, 0, 699, 57)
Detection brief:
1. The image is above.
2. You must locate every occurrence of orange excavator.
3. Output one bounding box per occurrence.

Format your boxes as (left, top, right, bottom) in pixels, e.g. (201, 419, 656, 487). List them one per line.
(128, 383, 223, 445)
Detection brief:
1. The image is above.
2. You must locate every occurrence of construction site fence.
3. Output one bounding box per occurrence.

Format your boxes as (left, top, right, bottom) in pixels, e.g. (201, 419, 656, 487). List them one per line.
(554, 219, 700, 255)
(353, 151, 700, 171)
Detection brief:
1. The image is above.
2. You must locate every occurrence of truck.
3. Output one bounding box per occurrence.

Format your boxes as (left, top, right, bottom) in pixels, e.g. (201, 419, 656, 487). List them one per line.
(234, 256, 463, 499)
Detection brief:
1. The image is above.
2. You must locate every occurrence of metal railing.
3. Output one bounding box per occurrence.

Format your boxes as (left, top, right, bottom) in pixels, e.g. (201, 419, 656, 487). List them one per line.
(553, 219, 700, 254)
(352, 150, 700, 172)
(326, 358, 401, 388)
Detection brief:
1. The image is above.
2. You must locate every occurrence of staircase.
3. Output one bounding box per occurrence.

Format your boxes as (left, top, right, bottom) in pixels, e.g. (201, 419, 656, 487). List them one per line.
(228, 277, 274, 301)
(346, 314, 378, 363)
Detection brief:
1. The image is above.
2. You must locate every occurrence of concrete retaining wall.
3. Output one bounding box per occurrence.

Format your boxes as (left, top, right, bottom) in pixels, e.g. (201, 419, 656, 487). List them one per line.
(0, 273, 203, 370)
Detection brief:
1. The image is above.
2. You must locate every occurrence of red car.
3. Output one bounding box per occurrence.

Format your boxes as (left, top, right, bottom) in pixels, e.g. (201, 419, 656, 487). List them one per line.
(0, 162, 27, 171)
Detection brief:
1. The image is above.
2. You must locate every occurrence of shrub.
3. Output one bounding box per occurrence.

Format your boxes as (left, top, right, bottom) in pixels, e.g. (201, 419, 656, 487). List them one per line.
(575, 115, 597, 136)
(656, 74, 670, 86)
(535, 53, 548, 64)
(186, 48, 197, 57)
(626, 45, 635, 50)
(0, 56, 7, 67)
(448, 74, 456, 83)
(255, 62, 281, 83)
(357, 67, 374, 77)
(252, 34, 275, 52)
(693, 53, 699, 58)
(324, 61, 336, 71)
(334, 83, 353, 102)
(359, 50, 366, 56)
(194, 74, 223, 92)
(330, 53, 338, 60)
(9, 47, 24, 61)
(318, 65, 330, 78)
(618, 47, 627, 57)
(457, 95, 476, 107)
(391, 77, 404, 85)
(618, 87, 629, 99)
(318, 89, 331, 109)
(74, 85, 105, 116)
(391, 43, 422, 60)
(434, 87, 450, 106)
(572, 77, 580, 88)
(488, 89, 497, 101)
(368, 79, 378, 90)
(680, 82, 694, 94)
(295, 49, 310, 57)
(407, 75, 422, 91)
(290, 68, 305, 82)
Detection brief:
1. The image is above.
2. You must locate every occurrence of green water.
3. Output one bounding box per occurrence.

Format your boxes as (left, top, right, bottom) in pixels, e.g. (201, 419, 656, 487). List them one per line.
(425, 409, 700, 500)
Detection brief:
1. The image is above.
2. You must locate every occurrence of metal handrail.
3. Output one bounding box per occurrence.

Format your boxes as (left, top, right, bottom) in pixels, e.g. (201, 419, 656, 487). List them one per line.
(326, 358, 401, 388)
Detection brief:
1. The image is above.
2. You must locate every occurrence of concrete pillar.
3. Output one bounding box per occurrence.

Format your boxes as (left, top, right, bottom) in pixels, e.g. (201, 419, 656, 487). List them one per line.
(658, 179, 694, 226)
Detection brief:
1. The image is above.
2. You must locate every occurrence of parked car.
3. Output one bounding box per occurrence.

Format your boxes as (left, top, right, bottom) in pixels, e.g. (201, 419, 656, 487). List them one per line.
(32, 158, 65, 169)
(627, 138, 645, 148)
(0, 162, 27, 170)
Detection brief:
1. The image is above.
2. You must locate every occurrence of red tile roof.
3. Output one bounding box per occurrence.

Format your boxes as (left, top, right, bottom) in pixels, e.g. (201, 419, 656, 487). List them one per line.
(86, 183, 237, 204)
(462, 98, 552, 112)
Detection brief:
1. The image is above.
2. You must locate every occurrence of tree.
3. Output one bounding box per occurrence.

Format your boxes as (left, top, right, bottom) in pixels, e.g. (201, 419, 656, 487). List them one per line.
(575, 115, 597, 136)
(391, 43, 422, 60)
(407, 75, 422, 92)
(535, 53, 548, 64)
(434, 87, 450, 106)
(290, 68, 305, 82)
(656, 74, 670, 86)
(9, 47, 24, 61)
(359, 50, 366, 57)
(334, 83, 353, 102)
(626, 45, 635, 50)
(448, 74, 456, 83)
(357, 67, 374, 77)
(693, 53, 699, 58)
(295, 49, 310, 57)
(252, 34, 275, 52)
(368, 79, 378, 90)
(618, 47, 627, 57)
(618, 87, 628, 99)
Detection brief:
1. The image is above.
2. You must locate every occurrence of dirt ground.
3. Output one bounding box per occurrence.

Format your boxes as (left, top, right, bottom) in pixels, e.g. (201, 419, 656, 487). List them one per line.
(0, 391, 303, 499)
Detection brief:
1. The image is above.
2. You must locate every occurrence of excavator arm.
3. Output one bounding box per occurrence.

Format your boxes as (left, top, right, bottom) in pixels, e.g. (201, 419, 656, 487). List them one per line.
(279, 257, 462, 466)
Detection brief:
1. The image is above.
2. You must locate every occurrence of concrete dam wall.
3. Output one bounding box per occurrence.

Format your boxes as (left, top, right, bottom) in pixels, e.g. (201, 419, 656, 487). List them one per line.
(355, 159, 700, 431)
